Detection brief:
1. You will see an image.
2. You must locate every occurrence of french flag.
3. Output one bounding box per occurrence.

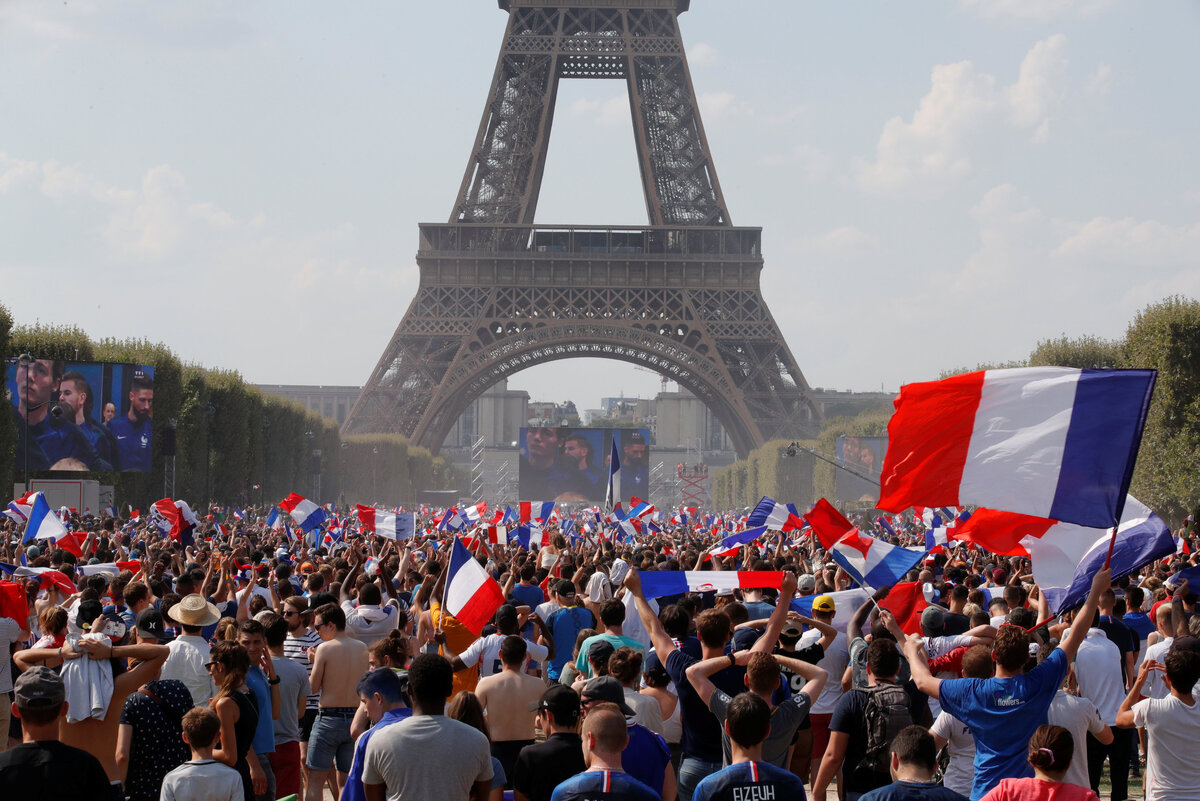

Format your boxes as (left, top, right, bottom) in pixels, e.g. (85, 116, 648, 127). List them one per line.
(875, 516, 898, 538)
(151, 498, 183, 539)
(519, 501, 555, 525)
(616, 517, 641, 542)
(639, 570, 784, 599)
(625, 497, 656, 520)
(461, 502, 488, 527)
(605, 437, 621, 511)
(500, 506, 519, 526)
(6, 491, 36, 523)
(363, 557, 381, 577)
(486, 524, 509, 546)
(830, 529, 927, 590)
(747, 496, 805, 532)
(879, 367, 1157, 529)
(705, 526, 769, 560)
(804, 499, 855, 549)
(517, 522, 550, 550)
(78, 560, 142, 578)
(24, 492, 68, 543)
(280, 493, 329, 533)
(266, 508, 282, 530)
(1025, 496, 1173, 615)
(356, 505, 416, 541)
(444, 537, 505, 636)
(10, 566, 76, 596)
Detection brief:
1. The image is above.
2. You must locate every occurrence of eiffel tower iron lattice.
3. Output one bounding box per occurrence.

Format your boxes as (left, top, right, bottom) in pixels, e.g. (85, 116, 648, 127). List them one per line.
(343, 0, 822, 457)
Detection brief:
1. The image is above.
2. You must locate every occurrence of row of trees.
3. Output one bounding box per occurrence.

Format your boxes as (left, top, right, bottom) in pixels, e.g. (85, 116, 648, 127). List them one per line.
(714, 296, 1200, 526)
(0, 310, 463, 510)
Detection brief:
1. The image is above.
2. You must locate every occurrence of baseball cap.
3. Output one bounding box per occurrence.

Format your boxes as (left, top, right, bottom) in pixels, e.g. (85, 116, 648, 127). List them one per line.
(495, 604, 518, 626)
(580, 676, 635, 715)
(555, 579, 577, 598)
(811, 594, 836, 614)
(781, 621, 804, 641)
(797, 574, 816, 594)
(14, 666, 65, 709)
(921, 606, 946, 636)
(529, 684, 582, 718)
(76, 599, 104, 631)
(587, 640, 616, 668)
(136, 608, 165, 640)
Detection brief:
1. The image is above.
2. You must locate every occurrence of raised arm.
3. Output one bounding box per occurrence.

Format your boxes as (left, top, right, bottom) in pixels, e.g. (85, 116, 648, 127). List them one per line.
(751, 572, 797, 654)
(622, 569, 675, 660)
(773, 652, 828, 701)
(848, 587, 888, 641)
(1057, 568, 1112, 662)
(903, 636, 942, 700)
(686, 650, 751, 706)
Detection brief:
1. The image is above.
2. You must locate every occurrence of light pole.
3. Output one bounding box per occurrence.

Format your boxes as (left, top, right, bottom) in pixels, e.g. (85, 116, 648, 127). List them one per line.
(372, 445, 379, 503)
(18, 353, 32, 490)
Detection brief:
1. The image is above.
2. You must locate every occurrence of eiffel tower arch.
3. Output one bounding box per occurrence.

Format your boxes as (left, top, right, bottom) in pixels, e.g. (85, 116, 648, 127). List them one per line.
(343, 1, 822, 457)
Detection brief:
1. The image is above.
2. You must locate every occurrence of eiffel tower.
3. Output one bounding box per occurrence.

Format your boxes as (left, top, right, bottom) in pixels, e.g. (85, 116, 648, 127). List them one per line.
(343, 0, 822, 456)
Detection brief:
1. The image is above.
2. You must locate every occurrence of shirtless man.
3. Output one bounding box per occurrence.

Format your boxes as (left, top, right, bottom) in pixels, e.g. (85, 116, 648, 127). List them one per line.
(476, 635, 548, 788)
(306, 603, 369, 801)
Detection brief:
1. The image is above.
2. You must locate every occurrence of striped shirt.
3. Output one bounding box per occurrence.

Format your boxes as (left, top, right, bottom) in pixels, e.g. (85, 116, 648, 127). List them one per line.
(284, 629, 323, 710)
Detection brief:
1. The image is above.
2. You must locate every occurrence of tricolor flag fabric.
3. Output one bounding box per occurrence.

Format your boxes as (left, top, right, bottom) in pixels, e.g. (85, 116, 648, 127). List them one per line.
(519, 501, 555, 525)
(24, 492, 68, 543)
(875, 516, 898, 539)
(438, 509, 466, 532)
(151, 498, 183, 540)
(605, 437, 621, 511)
(78, 560, 142, 578)
(6, 492, 36, 523)
(486, 524, 509, 546)
(830, 529, 927, 590)
(616, 517, 641, 542)
(265, 508, 282, 530)
(444, 536, 505, 636)
(356, 506, 417, 541)
(461, 502, 488, 526)
(11, 566, 76, 596)
(638, 570, 784, 599)
(705, 526, 769, 561)
(879, 367, 1157, 529)
(789, 588, 871, 632)
(804, 499, 855, 549)
(1024, 496, 1173, 615)
(280, 493, 329, 533)
(876, 581, 931, 636)
(0, 580, 29, 625)
(625, 498, 657, 520)
(500, 506, 519, 526)
(747, 496, 805, 533)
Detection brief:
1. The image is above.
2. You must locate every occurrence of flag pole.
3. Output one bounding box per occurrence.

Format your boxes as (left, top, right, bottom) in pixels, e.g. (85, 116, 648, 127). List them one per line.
(1103, 525, 1119, 569)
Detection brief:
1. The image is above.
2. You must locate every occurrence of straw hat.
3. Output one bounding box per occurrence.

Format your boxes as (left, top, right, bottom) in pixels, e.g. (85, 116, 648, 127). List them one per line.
(168, 593, 221, 627)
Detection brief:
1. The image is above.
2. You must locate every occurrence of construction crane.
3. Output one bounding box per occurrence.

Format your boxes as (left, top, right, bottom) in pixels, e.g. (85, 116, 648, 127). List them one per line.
(631, 366, 669, 394)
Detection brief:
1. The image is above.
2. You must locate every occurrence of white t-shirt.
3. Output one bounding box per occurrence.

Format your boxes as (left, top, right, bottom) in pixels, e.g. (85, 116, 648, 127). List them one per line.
(1074, 628, 1126, 724)
(1142, 636, 1174, 699)
(930, 710, 976, 798)
(0, 616, 23, 693)
(1132, 694, 1200, 801)
(799, 629, 847, 714)
(459, 633, 548, 679)
(1048, 690, 1107, 790)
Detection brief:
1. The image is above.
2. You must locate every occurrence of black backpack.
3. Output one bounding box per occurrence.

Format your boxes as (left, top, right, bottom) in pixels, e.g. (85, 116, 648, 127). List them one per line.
(857, 682, 914, 775)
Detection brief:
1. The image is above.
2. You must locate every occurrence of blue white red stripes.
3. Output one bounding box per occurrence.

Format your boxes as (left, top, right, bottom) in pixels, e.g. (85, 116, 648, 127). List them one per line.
(747, 496, 804, 532)
(830, 529, 927, 589)
(637, 570, 783, 599)
(879, 367, 1156, 528)
(356, 505, 416, 540)
(519, 501, 555, 525)
(705, 526, 769, 560)
(23, 492, 67, 543)
(445, 537, 505, 635)
(279, 493, 329, 532)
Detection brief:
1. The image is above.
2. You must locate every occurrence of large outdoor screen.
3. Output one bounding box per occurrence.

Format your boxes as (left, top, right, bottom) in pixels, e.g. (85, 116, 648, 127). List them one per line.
(519, 427, 651, 503)
(7, 358, 155, 473)
(834, 435, 887, 503)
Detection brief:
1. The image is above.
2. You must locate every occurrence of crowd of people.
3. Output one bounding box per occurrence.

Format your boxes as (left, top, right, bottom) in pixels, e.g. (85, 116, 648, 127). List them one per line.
(0, 503, 1198, 801)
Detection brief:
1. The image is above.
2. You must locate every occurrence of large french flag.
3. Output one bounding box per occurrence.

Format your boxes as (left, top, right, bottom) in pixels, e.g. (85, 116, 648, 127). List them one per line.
(24, 492, 68, 543)
(747, 496, 805, 532)
(605, 437, 621, 510)
(625, 497, 657, 520)
(830, 529, 927, 589)
(461, 502, 488, 526)
(879, 367, 1156, 528)
(1024, 496, 1173, 615)
(280, 493, 329, 533)
(356, 505, 416, 540)
(638, 570, 784, 599)
(705, 526, 769, 560)
(519, 501, 555, 525)
(445, 536, 505, 635)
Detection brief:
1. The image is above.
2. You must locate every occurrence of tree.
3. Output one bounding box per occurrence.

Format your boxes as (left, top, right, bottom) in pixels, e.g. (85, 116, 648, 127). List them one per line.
(1121, 296, 1200, 525)
(1029, 334, 1122, 369)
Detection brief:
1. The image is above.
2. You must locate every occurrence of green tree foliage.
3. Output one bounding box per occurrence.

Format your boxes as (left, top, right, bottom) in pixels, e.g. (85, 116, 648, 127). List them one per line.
(1029, 335, 1121, 369)
(1121, 296, 1200, 524)
(711, 438, 819, 511)
(938, 359, 1027, 380)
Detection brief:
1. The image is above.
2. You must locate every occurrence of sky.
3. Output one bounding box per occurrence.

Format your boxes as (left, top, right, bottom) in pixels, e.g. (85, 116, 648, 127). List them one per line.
(3, 1, 1198, 415)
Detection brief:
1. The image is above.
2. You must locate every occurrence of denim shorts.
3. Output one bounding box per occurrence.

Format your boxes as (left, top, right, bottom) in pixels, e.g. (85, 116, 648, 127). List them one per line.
(305, 709, 356, 772)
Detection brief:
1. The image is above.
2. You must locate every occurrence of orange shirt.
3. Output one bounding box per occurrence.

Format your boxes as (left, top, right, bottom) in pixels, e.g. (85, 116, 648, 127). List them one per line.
(430, 599, 479, 696)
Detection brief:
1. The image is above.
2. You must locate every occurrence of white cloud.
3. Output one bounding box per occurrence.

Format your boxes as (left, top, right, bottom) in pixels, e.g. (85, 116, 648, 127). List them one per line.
(568, 95, 629, 127)
(958, 0, 1117, 22)
(698, 91, 753, 121)
(1085, 63, 1113, 98)
(760, 143, 834, 182)
(854, 36, 1069, 195)
(793, 225, 881, 259)
(688, 42, 717, 66)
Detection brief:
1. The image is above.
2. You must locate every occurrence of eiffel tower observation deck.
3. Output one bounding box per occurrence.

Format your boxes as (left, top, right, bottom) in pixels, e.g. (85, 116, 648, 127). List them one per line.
(343, 1, 822, 458)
